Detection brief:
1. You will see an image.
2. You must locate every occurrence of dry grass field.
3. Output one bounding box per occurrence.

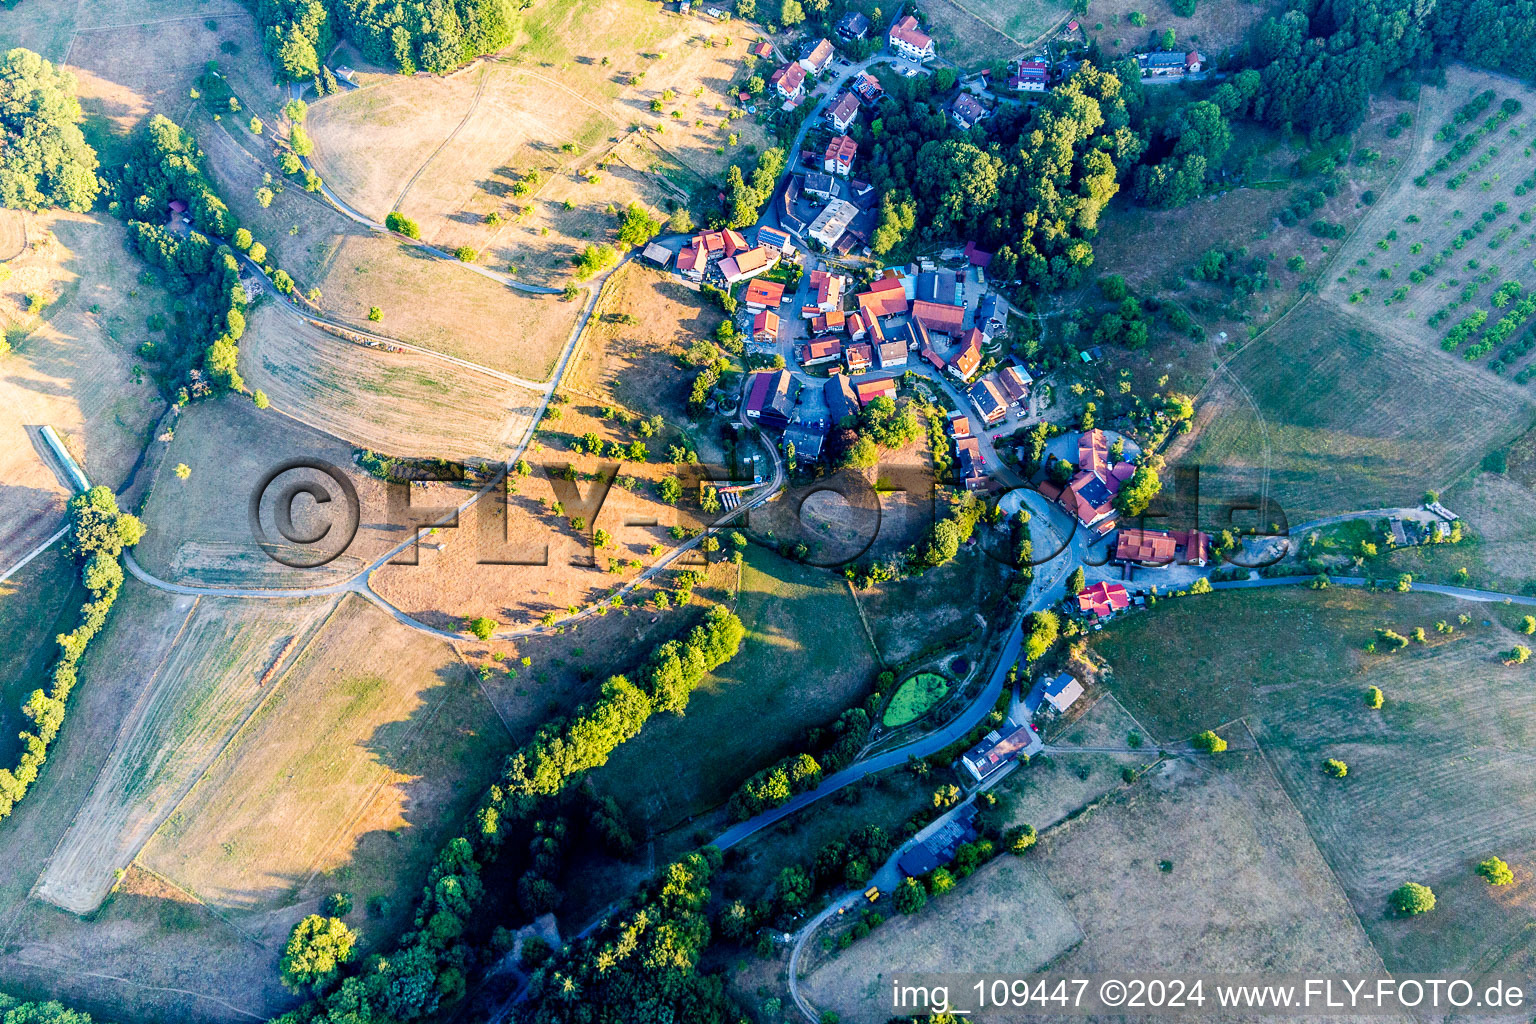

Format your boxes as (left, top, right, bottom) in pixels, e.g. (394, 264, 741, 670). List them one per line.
(1360, 468, 1536, 591)
(0, 213, 164, 564)
(195, 114, 581, 379)
(1094, 585, 1536, 976)
(0, 208, 27, 260)
(133, 396, 409, 589)
(237, 303, 542, 460)
(33, 588, 337, 914)
(303, 1, 769, 285)
(1028, 754, 1397, 1011)
(801, 855, 1083, 1023)
(910, 0, 1053, 66)
(141, 595, 509, 941)
(587, 547, 879, 831)
(1319, 68, 1536, 373)
(1180, 298, 1536, 524)
(1089, 0, 1283, 60)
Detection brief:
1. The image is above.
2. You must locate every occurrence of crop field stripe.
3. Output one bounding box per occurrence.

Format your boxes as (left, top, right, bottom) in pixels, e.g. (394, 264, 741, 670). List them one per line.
(25, 594, 201, 911)
(139, 594, 347, 879)
(1238, 718, 1396, 973)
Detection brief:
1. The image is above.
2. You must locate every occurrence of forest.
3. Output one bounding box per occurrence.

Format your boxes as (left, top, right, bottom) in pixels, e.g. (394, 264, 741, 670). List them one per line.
(252, 0, 527, 80)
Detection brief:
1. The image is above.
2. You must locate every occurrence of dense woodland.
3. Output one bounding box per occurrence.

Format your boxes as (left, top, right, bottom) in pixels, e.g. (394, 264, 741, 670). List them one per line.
(0, 48, 98, 213)
(107, 115, 249, 396)
(251, 0, 527, 79)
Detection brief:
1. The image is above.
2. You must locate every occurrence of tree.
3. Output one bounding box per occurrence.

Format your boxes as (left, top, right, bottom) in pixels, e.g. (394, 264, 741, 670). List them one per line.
(1322, 758, 1348, 778)
(617, 202, 661, 247)
(1065, 566, 1086, 596)
(572, 242, 618, 280)
(174, 463, 191, 480)
(1005, 823, 1037, 854)
(368, 305, 382, 321)
(285, 98, 308, 123)
(779, 0, 804, 25)
(893, 876, 927, 914)
(279, 914, 358, 991)
(1114, 460, 1163, 516)
(658, 476, 682, 505)
(253, 389, 269, 409)
(1507, 645, 1531, 665)
(1025, 610, 1059, 661)
(385, 211, 421, 238)
(1389, 882, 1436, 916)
(0, 49, 100, 212)
(1192, 729, 1227, 753)
(1477, 857, 1515, 886)
(1522, 616, 1535, 635)
(1159, 27, 1177, 49)
(1365, 685, 1384, 709)
(927, 867, 956, 895)
(466, 616, 497, 641)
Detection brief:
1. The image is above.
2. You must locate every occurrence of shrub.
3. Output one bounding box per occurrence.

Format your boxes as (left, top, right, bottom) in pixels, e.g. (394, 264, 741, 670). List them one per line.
(1365, 685, 1384, 709)
(1477, 857, 1514, 886)
(893, 876, 927, 914)
(1005, 824, 1037, 854)
(1192, 730, 1227, 754)
(1388, 882, 1436, 915)
(385, 211, 421, 238)
(466, 616, 497, 641)
(1322, 758, 1348, 778)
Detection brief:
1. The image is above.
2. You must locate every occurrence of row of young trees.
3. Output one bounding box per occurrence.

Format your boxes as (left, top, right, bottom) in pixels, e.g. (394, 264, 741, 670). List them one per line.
(253, 0, 526, 81)
(0, 488, 143, 823)
(502, 605, 747, 796)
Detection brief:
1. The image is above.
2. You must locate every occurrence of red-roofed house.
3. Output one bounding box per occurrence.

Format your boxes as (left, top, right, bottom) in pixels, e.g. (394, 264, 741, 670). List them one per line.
(912, 299, 966, 335)
(854, 376, 898, 405)
(823, 133, 857, 177)
(800, 337, 843, 366)
(845, 342, 873, 374)
(948, 327, 983, 380)
(852, 70, 884, 105)
(744, 278, 785, 310)
(1115, 528, 1178, 565)
(1008, 58, 1050, 92)
(722, 228, 750, 255)
(808, 269, 846, 312)
(811, 309, 847, 335)
(828, 92, 860, 133)
(675, 244, 704, 280)
(888, 15, 935, 61)
(1078, 580, 1130, 618)
(752, 309, 780, 343)
(855, 276, 908, 318)
(718, 245, 779, 284)
(770, 62, 807, 101)
(751, 40, 773, 59)
(1057, 429, 1135, 529)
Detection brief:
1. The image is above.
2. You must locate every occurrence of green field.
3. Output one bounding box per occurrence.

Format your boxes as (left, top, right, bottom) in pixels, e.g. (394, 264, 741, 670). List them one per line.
(0, 546, 81, 765)
(1092, 585, 1536, 975)
(913, 0, 1068, 66)
(882, 672, 950, 727)
(1184, 299, 1536, 524)
(588, 548, 880, 833)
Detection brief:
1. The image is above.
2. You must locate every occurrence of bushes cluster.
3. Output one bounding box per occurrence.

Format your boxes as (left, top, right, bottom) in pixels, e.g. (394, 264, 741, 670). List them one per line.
(0, 487, 142, 823)
(727, 689, 885, 821)
(253, 0, 521, 81)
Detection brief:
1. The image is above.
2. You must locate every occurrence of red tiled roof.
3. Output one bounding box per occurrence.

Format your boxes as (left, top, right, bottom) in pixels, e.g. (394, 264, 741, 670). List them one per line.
(1077, 580, 1129, 617)
(913, 299, 965, 333)
(856, 281, 908, 317)
(745, 279, 785, 306)
(1078, 428, 1109, 478)
(752, 309, 780, 335)
(889, 14, 932, 50)
(676, 245, 702, 271)
(950, 328, 983, 377)
(801, 338, 843, 361)
(845, 342, 873, 369)
(854, 376, 897, 404)
(723, 228, 750, 255)
(948, 413, 971, 436)
(771, 62, 807, 93)
(1116, 528, 1177, 563)
(1175, 529, 1211, 566)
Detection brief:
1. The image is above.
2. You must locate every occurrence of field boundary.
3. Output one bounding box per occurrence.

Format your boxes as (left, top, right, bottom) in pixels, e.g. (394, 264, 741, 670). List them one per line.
(1237, 717, 1396, 974)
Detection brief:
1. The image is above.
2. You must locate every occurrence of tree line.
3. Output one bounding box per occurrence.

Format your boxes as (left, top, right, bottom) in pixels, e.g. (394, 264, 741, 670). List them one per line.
(0, 48, 99, 213)
(0, 487, 143, 825)
(253, 0, 528, 81)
